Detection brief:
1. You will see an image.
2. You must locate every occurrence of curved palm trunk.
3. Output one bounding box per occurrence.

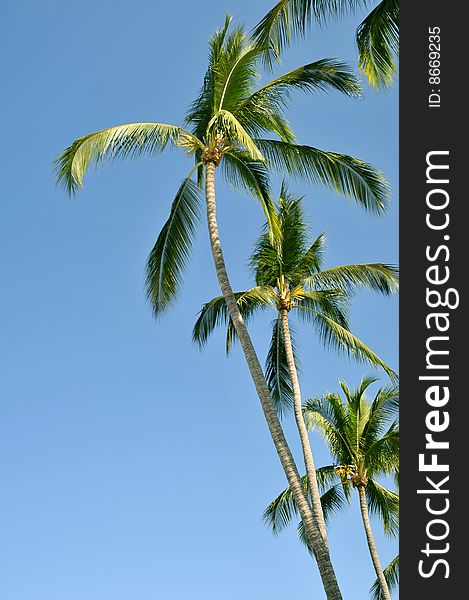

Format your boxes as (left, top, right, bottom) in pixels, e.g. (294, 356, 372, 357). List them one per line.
(357, 485, 392, 600)
(280, 308, 329, 543)
(204, 162, 342, 600)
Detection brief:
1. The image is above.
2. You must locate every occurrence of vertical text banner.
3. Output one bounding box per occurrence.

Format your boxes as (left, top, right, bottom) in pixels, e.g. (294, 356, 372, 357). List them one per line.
(400, 0, 465, 597)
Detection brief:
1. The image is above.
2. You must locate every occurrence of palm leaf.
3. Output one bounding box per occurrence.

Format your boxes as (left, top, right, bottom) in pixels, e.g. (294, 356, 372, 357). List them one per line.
(294, 233, 327, 280)
(370, 554, 399, 600)
(365, 426, 399, 477)
(237, 59, 362, 125)
(145, 173, 203, 316)
(306, 263, 399, 295)
(305, 394, 353, 462)
(263, 473, 307, 535)
(265, 317, 300, 417)
(252, 0, 369, 63)
(255, 139, 390, 214)
(55, 122, 191, 195)
(221, 150, 274, 221)
(362, 384, 399, 450)
(192, 287, 273, 351)
(264, 465, 351, 542)
(365, 478, 399, 537)
(295, 290, 350, 329)
(357, 0, 399, 89)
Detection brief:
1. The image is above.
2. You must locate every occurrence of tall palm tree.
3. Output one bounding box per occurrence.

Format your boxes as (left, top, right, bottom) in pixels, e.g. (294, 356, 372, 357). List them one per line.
(253, 0, 399, 89)
(54, 16, 390, 599)
(264, 378, 399, 599)
(193, 188, 397, 576)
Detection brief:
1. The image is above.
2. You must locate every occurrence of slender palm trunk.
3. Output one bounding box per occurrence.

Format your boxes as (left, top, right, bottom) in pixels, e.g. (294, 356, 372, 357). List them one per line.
(280, 308, 329, 544)
(357, 484, 391, 600)
(204, 162, 342, 600)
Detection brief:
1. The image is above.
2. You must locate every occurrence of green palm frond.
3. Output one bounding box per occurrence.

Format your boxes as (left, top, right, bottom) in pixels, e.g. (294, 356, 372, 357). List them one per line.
(221, 150, 274, 220)
(362, 384, 399, 450)
(305, 394, 353, 462)
(264, 465, 351, 539)
(145, 173, 203, 316)
(265, 317, 300, 417)
(252, 1, 369, 63)
(365, 427, 399, 477)
(294, 233, 327, 280)
(237, 60, 362, 125)
(306, 263, 399, 295)
(365, 479, 399, 537)
(55, 123, 191, 195)
(370, 555, 399, 600)
(295, 290, 350, 329)
(236, 99, 296, 143)
(319, 481, 353, 522)
(255, 139, 390, 214)
(296, 306, 397, 380)
(263, 473, 307, 535)
(192, 286, 274, 351)
(357, 0, 399, 89)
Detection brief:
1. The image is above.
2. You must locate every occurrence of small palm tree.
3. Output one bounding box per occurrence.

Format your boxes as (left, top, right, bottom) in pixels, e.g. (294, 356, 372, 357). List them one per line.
(55, 16, 390, 598)
(253, 0, 399, 89)
(264, 378, 399, 599)
(193, 188, 397, 576)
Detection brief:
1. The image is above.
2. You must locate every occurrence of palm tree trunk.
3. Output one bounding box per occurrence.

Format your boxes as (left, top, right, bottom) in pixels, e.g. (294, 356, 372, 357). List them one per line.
(280, 308, 329, 544)
(204, 161, 343, 600)
(357, 484, 392, 600)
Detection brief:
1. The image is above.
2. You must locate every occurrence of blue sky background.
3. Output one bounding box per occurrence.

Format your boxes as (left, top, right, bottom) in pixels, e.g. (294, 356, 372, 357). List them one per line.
(0, 1, 398, 598)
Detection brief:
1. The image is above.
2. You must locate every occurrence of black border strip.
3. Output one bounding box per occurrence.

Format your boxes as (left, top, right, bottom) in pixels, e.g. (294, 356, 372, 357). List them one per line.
(400, 1, 464, 596)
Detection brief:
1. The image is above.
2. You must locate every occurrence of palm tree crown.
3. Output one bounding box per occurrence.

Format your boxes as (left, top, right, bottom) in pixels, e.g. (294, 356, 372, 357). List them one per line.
(193, 187, 398, 415)
(55, 15, 389, 319)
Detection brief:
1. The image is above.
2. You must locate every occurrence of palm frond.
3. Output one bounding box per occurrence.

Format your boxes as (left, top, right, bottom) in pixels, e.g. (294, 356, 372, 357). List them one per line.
(252, 0, 369, 63)
(264, 466, 352, 544)
(370, 555, 399, 600)
(357, 0, 399, 89)
(306, 263, 399, 295)
(305, 394, 353, 462)
(145, 173, 203, 316)
(255, 139, 390, 214)
(192, 287, 274, 351)
(55, 123, 190, 195)
(265, 317, 300, 417)
(221, 150, 274, 221)
(295, 290, 350, 329)
(365, 426, 399, 477)
(320, 481, 353, 522)
(263, 473, 307, 535)
(365, 478, 399, 537)
(362, 384, 399, 450)
(237, 59, 362, 128)
(294, 233, 327, 280)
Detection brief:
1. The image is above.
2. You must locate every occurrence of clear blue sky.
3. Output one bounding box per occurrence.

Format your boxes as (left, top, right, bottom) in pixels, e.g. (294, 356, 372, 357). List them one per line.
(0, 1, 398, 599)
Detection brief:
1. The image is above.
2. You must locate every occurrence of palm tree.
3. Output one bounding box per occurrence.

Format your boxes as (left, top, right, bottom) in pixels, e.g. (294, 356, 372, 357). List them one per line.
(193, 188, 397, 579)
(54, 16, 390, 599)
(264, 378, 399, 599)
(253, 0, 399, 89)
